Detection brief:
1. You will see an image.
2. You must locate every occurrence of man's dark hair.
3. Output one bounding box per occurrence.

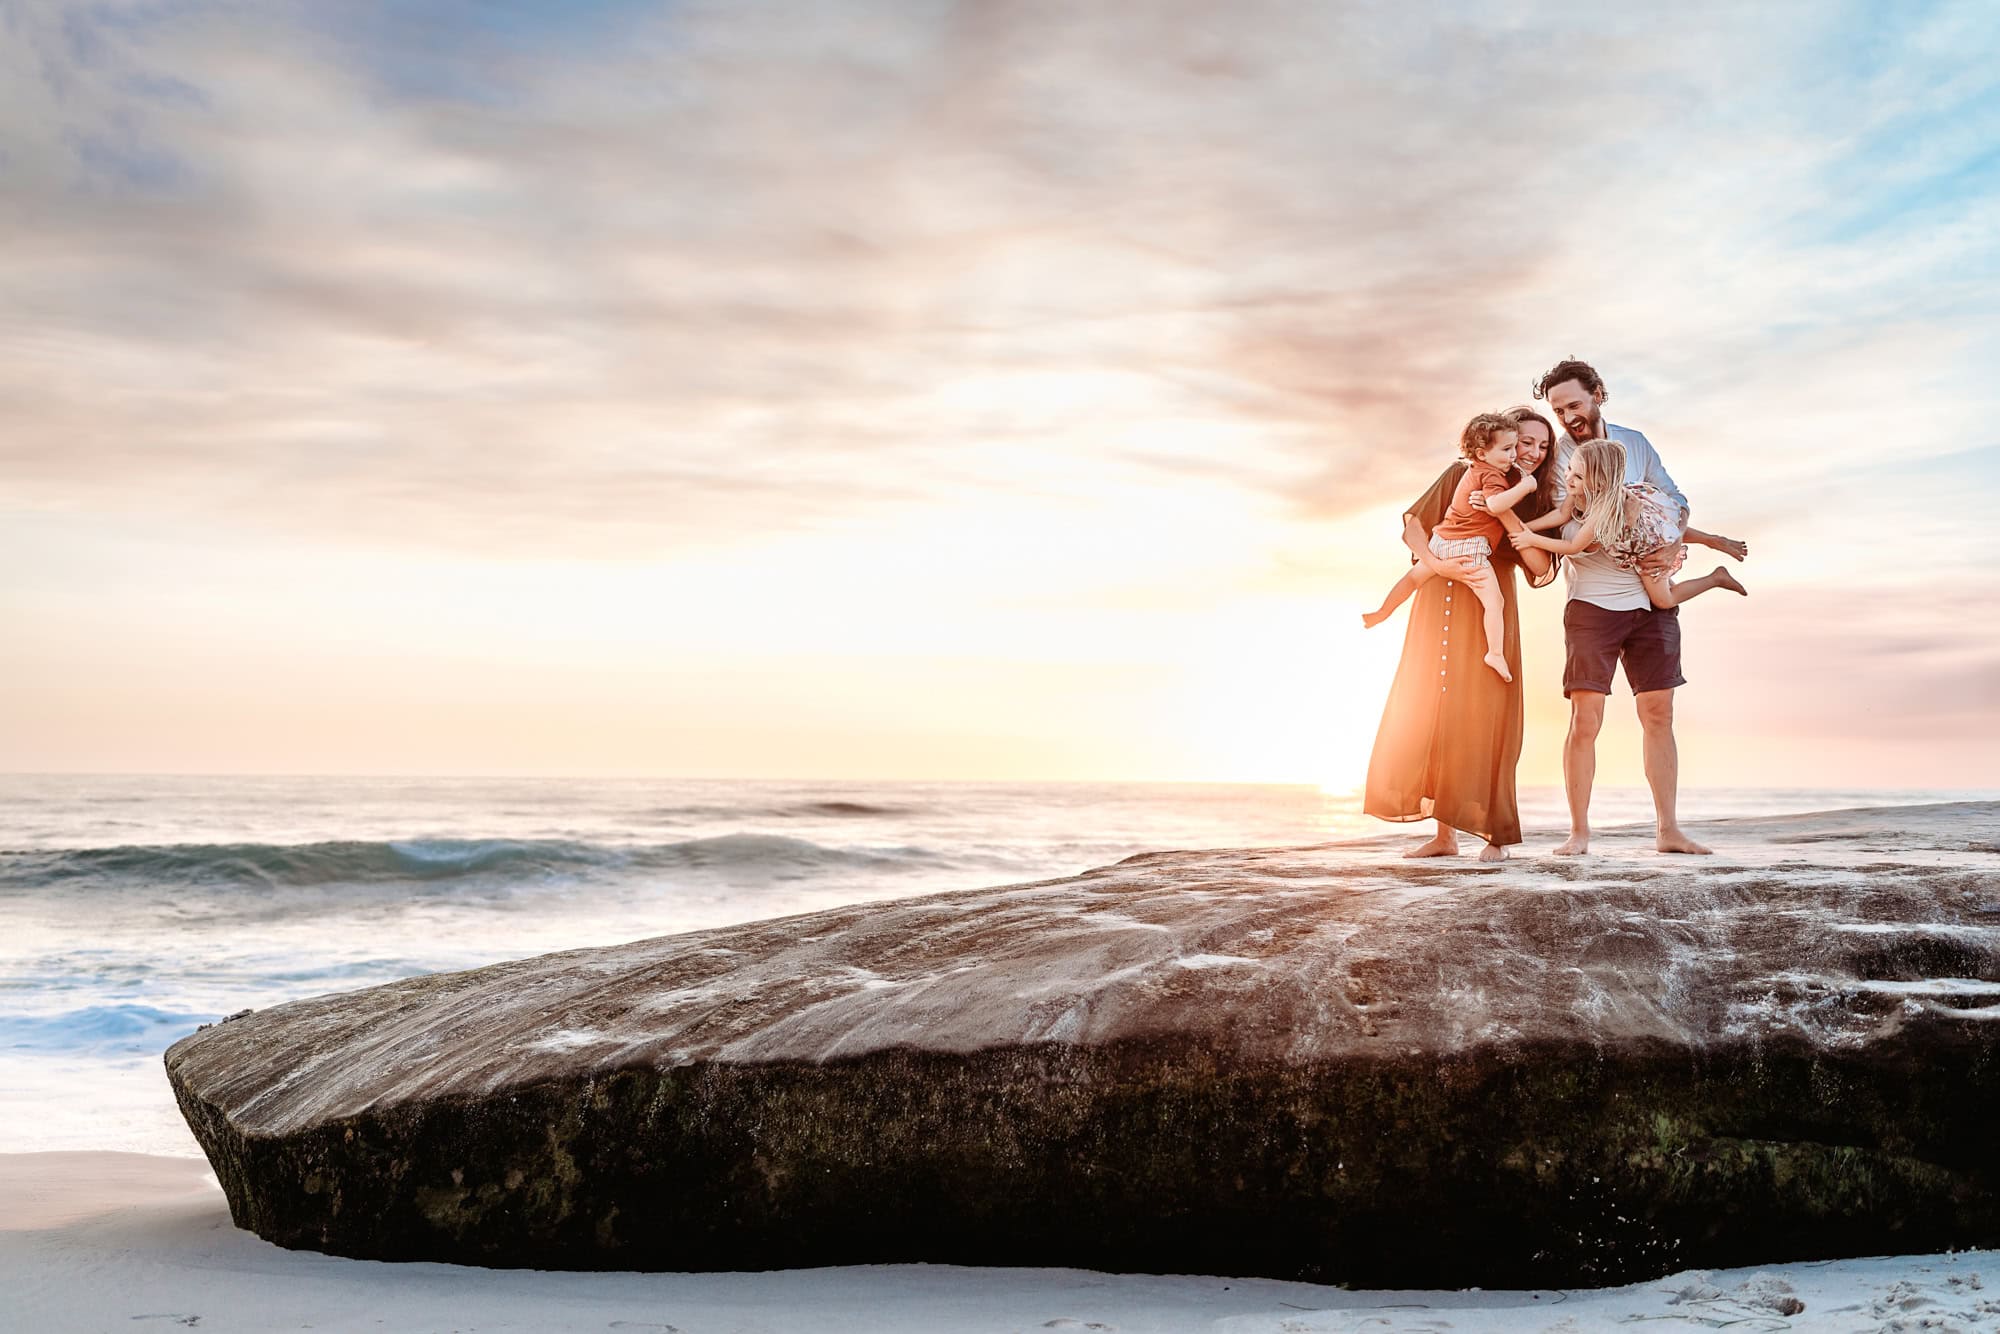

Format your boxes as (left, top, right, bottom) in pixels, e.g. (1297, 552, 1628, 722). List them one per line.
(1533, 357, 1606, 402)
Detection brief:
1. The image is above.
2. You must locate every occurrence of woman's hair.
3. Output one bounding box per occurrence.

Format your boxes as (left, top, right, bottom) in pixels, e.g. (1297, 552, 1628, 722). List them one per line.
(1502, 405, 1562, 521)
(1458, 411, 1518, 462)
(1574, 439, 1636, 548)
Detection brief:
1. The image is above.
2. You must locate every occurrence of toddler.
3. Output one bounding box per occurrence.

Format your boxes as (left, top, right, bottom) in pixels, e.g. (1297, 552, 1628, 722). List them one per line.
(1362, 412, 1537, 682)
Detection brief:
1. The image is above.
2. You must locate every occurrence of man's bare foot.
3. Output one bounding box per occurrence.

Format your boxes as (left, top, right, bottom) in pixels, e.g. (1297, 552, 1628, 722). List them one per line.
(1713, 535, 1748, 561)
(1484, 651, 1513, 682)
(1403, 830, 1460, 858)
(1711, 567, 1747, 596)
(1657, 828, 1713, 855)
(1361, 608, 1392, 628)
(1552, 831, 1590, 855)
(1477, 842, 1508, 863)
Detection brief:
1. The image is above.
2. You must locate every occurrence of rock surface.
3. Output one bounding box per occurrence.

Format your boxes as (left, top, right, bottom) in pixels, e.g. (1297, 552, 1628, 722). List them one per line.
(166, 802, 2000, 1285)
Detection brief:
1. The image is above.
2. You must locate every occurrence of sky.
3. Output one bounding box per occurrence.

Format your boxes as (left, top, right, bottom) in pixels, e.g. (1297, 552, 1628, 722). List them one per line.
(3, 0, 1997, 790)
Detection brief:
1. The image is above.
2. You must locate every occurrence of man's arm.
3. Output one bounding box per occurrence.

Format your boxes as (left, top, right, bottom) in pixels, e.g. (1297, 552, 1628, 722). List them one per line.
(1630, 431, 1688, 516)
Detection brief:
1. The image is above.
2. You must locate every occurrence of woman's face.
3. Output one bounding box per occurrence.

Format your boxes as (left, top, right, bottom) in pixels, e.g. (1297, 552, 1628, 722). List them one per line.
(1513, 420, 1551, 473)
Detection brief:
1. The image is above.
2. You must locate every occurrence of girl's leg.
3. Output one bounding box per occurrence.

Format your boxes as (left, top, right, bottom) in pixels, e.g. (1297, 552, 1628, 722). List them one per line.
(1684, 525, 1748, 561)
(1362, 564, 1432, 628)
(1464, 566, 1511, 681)
(1641, 566, 1747, 608)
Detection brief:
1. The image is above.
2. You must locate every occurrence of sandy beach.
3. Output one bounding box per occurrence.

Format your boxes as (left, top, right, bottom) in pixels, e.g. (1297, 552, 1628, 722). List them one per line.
(1, 1152, 1993, 1333)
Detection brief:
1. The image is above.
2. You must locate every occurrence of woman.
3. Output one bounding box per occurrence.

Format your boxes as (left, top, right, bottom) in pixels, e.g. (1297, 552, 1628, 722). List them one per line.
(1363, 406, 1560, 861)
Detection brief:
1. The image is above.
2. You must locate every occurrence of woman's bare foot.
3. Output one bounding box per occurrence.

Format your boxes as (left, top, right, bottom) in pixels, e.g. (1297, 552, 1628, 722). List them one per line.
(1657, 828, 1713, 854)
(1711, 566, 1747, 596)
(1484, 651, 1513, 682)
(1403, 829, 1460, 858)
(1361, 608, 1392, 628)
(1477, 842, 1508, 862)
(1552, 830, 1590, 855)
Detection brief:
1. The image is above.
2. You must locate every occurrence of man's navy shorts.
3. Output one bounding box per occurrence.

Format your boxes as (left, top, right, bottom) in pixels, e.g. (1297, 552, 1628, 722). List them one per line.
(1562, 600, 1686, 697)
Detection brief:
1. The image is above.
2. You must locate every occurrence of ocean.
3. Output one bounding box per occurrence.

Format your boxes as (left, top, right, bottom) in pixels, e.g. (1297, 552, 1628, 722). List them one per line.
(4, 774, 1994, 1156)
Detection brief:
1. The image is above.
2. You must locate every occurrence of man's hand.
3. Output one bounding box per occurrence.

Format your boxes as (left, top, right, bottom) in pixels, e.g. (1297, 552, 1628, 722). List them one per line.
(1637, 544, 1688, 578)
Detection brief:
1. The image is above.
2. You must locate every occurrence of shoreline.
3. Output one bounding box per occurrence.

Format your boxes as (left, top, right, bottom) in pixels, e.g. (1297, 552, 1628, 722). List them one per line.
(4, 1152, 1994, 1332)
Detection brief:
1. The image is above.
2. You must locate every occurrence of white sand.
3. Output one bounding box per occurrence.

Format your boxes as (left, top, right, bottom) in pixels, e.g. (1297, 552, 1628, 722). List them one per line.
(3, 1153, 1995, 1333)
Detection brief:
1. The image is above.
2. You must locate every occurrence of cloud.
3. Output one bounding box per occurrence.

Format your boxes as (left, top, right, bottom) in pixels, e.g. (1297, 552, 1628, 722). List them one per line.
(6, 1, 1989, 562)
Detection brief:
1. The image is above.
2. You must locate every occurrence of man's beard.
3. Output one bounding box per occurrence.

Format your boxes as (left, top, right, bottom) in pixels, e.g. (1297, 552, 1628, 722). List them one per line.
(1564, 408, 1601, 440)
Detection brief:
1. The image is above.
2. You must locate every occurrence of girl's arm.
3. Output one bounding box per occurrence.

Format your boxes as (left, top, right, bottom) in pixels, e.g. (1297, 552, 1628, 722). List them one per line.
(1513, 517, 1598, 555)
(1521, 506, 1573, 533)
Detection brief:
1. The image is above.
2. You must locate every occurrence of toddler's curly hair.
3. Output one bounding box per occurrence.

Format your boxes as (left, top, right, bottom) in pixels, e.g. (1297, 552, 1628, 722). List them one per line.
(1458, 412, 1519, 462)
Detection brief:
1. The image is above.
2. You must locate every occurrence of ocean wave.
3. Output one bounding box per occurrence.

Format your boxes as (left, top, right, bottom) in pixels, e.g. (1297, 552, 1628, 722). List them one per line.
(0, 833, 937, 892)
(0, 1003, 212, 1055)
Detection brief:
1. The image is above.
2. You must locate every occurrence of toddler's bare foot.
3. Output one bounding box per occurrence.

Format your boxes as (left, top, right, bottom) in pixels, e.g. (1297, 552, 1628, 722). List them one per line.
(1477, 842, 1508, 863)
(1361, 608, 1392, 628)
(1552, 831, 1590, 855)
(1657, 828, 1713, 855)
(1403, 830, 1460, 858)
(1712, 567, 1747, 596)
(1484, 651, 1513, 682)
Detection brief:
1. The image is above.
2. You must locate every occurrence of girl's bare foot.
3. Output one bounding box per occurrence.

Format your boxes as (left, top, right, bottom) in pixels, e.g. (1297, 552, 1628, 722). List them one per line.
(1361, 608, 1392, 628)
(1714, 535, 1748, 560)
(1484, 651, 1513, 682)
(1552, 831, 1590, 855)
(1657, 828, 1713, 854)
(1403, 830, 1460, 858)
(1477, 842, 1508, 862)
(1711, 567, 1747, 596)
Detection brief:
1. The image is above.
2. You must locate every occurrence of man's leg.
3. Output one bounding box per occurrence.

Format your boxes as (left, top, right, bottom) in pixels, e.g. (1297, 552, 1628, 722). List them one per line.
(1555, 691, 1604, 855)
(1635, 688, 1712, 854)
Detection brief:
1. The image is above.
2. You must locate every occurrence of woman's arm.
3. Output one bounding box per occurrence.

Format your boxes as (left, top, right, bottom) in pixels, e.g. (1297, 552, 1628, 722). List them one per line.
(1404, 514, 1478, 580)
(1490, 505, 1553, 579)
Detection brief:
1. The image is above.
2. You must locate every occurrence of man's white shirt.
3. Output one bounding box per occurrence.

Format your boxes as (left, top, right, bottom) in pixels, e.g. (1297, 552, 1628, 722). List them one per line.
(1554, 422, 1686, 612)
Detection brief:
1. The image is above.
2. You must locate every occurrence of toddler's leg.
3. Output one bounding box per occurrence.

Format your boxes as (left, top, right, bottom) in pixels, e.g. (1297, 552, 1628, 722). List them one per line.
(1464, 566, 1512, 682)
(1684, 525, 1748, 561)
(1642, 565, 1747, 608)
(1362, 565, 1431, 628)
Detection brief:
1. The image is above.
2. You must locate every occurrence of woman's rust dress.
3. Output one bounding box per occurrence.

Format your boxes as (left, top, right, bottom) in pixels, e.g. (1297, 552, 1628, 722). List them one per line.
(1363, 463, 1557, 847)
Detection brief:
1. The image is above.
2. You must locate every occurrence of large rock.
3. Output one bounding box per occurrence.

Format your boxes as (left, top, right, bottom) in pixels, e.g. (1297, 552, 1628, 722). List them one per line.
(165, 802, 2000, 1286)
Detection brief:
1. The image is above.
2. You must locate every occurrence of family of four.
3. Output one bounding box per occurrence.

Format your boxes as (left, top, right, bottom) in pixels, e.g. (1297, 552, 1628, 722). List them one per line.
(1362, 357, 1749, 862)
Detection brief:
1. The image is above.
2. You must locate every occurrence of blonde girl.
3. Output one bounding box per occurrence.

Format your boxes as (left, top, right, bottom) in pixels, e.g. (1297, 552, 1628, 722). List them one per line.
(1512, 439, 1746, 608)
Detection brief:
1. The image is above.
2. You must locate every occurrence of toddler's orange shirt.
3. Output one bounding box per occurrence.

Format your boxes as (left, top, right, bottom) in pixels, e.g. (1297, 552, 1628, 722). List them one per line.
(1429, 463, 1512, 544)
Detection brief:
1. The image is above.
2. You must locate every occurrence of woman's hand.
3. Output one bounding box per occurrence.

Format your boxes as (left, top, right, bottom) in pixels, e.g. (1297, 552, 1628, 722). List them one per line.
(1423, 552, 1480, 580)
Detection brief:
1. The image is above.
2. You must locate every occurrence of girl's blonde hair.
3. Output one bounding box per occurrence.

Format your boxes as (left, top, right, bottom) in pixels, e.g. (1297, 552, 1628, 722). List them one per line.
(1573, 439, 1635, 549)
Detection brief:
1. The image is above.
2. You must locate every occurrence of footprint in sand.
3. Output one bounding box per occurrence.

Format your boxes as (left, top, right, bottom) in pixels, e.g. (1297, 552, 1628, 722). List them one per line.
(129, 1319, 200, 1328)
(1041, 1321, 1115, 1331)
